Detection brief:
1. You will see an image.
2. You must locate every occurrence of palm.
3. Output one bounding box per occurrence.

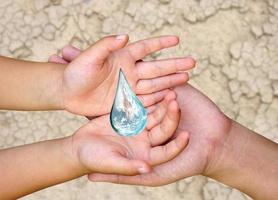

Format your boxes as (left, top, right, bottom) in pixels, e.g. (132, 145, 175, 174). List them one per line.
(61, 35, 194, 116)
(88, 84, 232, 185)
(78, 116, 164, 166)
(159, 84, 232, 179)
(73, 92, 189, 175)
(63, 51, 134, 116)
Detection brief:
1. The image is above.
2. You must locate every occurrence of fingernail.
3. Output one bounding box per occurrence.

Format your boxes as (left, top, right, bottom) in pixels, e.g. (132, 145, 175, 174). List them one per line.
(138, 167, 149, 174)
(116, 34, 127, 40)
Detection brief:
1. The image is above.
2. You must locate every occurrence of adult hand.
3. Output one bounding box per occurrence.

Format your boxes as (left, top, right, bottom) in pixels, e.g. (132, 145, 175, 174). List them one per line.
(56, 44, 278, 200)
(50, 44, 231, 184)
(88, 84, 232, 185)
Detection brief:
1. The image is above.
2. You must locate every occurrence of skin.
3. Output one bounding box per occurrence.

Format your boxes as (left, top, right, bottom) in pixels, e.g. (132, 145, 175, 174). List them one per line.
(0, 92, 189, 200)
(89, 86, 278, 200)
(0, 35, 195, 116)
(0, 35, 196, 199)
(61, 34, 195, 116)
(54, 46, 278, 200)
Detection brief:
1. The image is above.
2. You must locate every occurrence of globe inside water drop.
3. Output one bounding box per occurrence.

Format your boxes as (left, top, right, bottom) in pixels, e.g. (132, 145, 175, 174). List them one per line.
(110, 69, 147, 136)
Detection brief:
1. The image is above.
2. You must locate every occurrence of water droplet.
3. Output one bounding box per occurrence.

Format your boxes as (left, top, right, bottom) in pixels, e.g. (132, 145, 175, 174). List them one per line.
(110, 69, 147, 136)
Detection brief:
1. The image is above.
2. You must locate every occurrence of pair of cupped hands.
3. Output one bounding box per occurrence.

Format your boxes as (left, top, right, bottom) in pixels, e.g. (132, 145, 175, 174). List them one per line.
(49, 34, 227, 186)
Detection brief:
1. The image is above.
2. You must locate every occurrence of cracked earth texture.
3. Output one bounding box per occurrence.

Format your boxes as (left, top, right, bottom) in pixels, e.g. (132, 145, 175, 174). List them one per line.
(0, 0, 277, 199)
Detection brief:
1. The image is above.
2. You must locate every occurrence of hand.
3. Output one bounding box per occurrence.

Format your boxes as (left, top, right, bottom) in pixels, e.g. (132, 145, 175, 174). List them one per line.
(68, 91, 189, 176)
(87, 85, 232, 185)
(49, 35, 195, 116)
(50, 44, 230, 184)
(50, 46, 278, 200)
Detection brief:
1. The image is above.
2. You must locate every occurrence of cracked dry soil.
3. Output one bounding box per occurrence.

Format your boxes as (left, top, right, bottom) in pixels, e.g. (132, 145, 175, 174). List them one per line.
(0, 0, 277, 199)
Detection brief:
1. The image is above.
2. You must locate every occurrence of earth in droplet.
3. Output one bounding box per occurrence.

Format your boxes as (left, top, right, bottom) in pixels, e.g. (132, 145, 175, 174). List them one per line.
(110, 69, 147, 136)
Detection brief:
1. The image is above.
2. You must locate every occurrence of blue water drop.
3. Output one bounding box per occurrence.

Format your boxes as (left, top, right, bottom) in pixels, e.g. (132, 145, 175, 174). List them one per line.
(110, 69, 147, 136)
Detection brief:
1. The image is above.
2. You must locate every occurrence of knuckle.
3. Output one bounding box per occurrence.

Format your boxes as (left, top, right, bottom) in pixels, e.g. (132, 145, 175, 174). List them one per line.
(147, 132, 154, 146)
(154, 63, 163, 75)
(136, 81, 143, 93)
(149, 79, 156, 93)
(142, 40, 151, 54)
(137, 80, 152, 93)
(138, 95, 145, 105)
(174, 59, 179, 71)
(163, 145, 168, 157)
(158, 37, 163, 47)
(136, 64, 144, 79)
(126, 47, 137, 61)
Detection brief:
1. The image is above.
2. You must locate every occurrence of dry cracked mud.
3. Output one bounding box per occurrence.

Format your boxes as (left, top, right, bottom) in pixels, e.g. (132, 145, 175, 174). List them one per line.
(0, 0, 277, 199)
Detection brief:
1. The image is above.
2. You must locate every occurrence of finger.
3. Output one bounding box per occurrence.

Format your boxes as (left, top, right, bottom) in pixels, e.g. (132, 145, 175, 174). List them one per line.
(136, 57, 196, 79)
(137, 89, 169, 108)
(148, 131, 189, 166)
(148, 100, 180, 146)
(102, 155, 151, 175)
(88, 172, 160, 186)
(146, 91, 176, 130)
(88, 173, 136, 185)
(48, 54, 68, 64)
(88, 132, 189, 186)
(146, 105, 156, 114)
(136, 73, 189, 94)
(78, 34, 129, 66)
(61, 45, 82, 62)
(126, 35, 179, 61)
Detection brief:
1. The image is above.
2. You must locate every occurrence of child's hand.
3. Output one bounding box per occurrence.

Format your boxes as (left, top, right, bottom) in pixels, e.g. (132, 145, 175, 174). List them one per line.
(52, 35, 195, 116)
(67, 91, 189, 175)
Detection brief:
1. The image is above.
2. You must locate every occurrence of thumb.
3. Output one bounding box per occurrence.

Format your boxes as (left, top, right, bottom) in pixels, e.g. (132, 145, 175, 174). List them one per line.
(77, 34, 129, 66)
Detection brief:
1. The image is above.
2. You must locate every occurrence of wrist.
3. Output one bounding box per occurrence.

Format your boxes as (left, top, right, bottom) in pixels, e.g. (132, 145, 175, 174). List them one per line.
(206, 120, 278, 199)
(60, 135, 89, 176)
(201, 115, 234, 178)
(36, 62, 66, 110)
(204, 120, 249, 178)
(48, 63, 66, 110)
